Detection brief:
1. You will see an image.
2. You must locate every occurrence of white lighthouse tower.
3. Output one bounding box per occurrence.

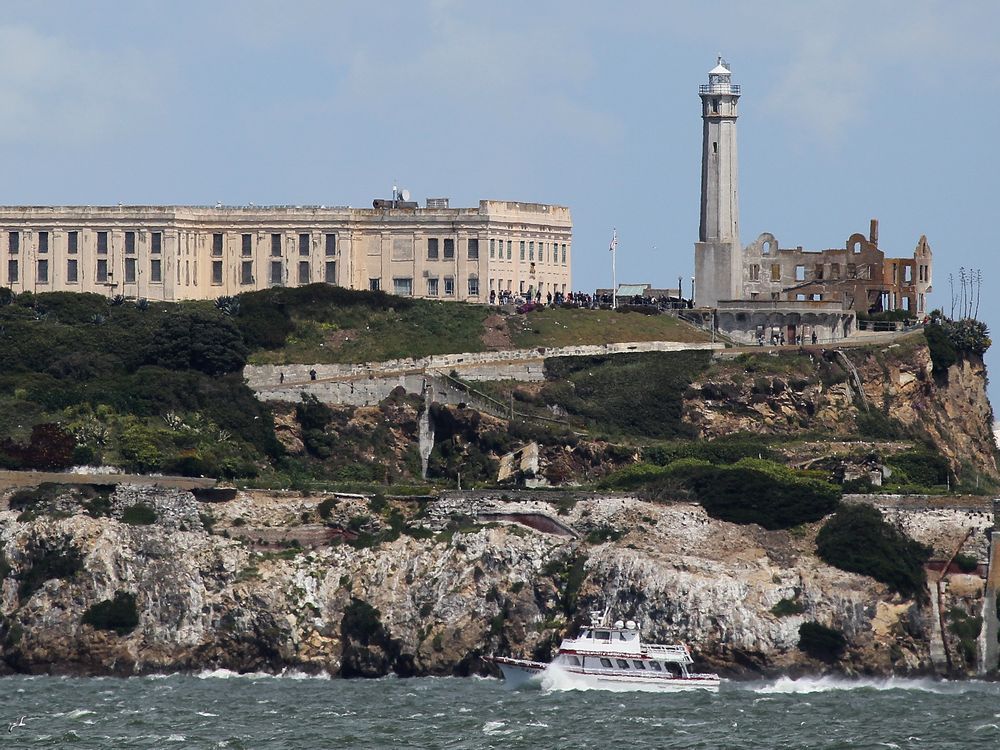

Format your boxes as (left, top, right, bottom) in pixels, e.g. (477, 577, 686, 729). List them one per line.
(694, 57, 742, 308)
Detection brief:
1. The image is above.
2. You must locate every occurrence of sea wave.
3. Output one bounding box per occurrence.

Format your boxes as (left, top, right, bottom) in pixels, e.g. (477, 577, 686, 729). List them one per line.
(752, 675, 997, 695)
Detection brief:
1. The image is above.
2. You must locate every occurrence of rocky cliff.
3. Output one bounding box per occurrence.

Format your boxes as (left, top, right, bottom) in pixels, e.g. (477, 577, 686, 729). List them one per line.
(0, 484, 989, 679)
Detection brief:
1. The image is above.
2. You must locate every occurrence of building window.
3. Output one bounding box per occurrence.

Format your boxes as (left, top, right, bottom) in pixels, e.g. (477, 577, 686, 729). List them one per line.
(443, 238, 454, 259)
(369, 278, 380, 291)
(507, 240, 512, 260)
(393, 277, 412, 296)
(38, 231, 49, 253)
(520, 241, 525, 260)
(770, 264, 781, 281)
(7, 259, 17, 283)
(96, 259, 108, 282)
(468, 238, 479, 259)
(125, 231, 136, 255)
(271, 234, 282, 256)
(427, 277, 439, 296)
(444, 277, 454, 296)
(67, 259, 78, 283)
(771, 291, 780, 300)
(489, 239, 495, 258)
(749, 264, 760, 281)
(468, 276, 479, 296)
(212, 233, 223, 257)
(150, 259, 161, 282)
(36, 259, 48, 283)
(125, 258, 136, 283)
(242, 234, 253, 257)
(298, 260, 310, 283)
(325, 234, 336, 256)
(299, 233, 310, 256)
(831, 263, 840, 279)
(324, 261, 336, 283)
(529, 241, 534, 261)
(97, 232, 108, 255)
(270, 261, 282, 284)
(847, 264, 857, 279)
(815, 263, 824, 280)
(9, 231, 19, 254)
(241, 260, 253, 285)
(562, 244, 567, 263)
(151, 232, 162, 254)
(427, 238, 439, 260)
(68, 231, 78, 254)
(211, 260, 223, 285)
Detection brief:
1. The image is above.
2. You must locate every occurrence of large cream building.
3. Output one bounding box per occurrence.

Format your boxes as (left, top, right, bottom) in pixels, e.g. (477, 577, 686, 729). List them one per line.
(0, 199, 572, 303)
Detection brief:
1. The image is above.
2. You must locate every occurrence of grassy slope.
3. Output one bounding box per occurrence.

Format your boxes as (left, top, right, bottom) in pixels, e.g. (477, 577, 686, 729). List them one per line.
(252, 299, 710, 365)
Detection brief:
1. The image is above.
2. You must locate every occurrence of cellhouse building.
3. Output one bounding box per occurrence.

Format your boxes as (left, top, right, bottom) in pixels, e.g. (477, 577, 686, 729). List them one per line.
(0, 196, 572, 303)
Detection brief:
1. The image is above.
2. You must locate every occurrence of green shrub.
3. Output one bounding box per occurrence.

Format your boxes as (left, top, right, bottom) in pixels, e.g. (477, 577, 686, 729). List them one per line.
(947, 606, 983, 666)
(17, 539, 84, 600)
(816, 504, 931, 599)
(953, 553, 980, 574)
(855, 411, 907, 440)
(798, 621, 847, 661)
(771, 598, 806, 617)
(318, 497, 337, 519)
(885, 448, 949, 488)
(659, 458, 841, 530)
(925, 323, 957, 373)
(121, 503, 157, 526)
(82, 591, 140, 635)
(643, 434, 775, 467)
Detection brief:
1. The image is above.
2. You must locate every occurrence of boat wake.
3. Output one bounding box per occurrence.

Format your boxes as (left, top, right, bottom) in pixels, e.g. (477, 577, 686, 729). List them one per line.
(752, 675, 997, 695)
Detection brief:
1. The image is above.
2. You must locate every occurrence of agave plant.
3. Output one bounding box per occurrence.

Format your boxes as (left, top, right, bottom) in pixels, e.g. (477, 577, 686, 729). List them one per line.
(136, 297, 150, 311)
(91, 313, 106, 325)
(109, 294, 127, 307)
(215, 295, 241, 316)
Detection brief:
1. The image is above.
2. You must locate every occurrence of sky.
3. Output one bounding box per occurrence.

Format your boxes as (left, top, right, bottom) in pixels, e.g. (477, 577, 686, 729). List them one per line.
(2, 0, 998, 405)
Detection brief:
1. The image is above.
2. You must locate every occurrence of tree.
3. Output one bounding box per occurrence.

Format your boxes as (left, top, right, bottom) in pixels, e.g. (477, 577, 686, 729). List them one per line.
(142, 311, 248, 376)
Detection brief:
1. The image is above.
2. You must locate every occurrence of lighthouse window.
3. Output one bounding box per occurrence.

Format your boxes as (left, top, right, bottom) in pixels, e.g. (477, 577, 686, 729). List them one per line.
(712, 98, 719, 113)
(600, 658, 612, 668)
(617, 659, 630, 669)
(712, 141, 717, 153)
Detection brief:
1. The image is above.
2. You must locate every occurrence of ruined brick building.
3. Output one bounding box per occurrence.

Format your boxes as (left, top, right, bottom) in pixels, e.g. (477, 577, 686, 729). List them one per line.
(693, 58, 933, 341)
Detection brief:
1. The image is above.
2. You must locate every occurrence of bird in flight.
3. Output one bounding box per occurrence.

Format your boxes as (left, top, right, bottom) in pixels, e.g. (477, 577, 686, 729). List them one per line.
(7, 716, 27, 732)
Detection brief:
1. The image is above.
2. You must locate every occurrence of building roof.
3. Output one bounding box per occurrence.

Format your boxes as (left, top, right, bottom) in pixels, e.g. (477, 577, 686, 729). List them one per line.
(709, 62, 731, 76)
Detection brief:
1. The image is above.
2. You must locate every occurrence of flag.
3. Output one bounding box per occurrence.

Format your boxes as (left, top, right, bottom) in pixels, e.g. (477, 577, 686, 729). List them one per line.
(609, 229, 618, 253)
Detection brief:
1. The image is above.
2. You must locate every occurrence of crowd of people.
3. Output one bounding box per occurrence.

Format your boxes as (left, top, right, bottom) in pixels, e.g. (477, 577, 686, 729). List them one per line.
(488, 289, 690, 311)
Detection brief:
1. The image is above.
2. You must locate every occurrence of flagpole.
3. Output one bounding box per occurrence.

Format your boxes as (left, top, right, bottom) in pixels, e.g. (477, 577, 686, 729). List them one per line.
(611, 228, 617, 310)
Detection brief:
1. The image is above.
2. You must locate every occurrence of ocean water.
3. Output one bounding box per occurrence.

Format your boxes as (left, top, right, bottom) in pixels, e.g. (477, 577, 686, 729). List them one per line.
(0, 671, 997, 749)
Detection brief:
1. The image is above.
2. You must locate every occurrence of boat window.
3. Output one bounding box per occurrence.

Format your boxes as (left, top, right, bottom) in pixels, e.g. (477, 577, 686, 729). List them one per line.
(650, 661, 662, 671)
(600, 658, 612, 668)
(580, 630, 590, 639)
(616, 659, 630, 669)
(595, 631, 611, 641)
(633, 660, 646, 670)
(568, 656, 580, 666)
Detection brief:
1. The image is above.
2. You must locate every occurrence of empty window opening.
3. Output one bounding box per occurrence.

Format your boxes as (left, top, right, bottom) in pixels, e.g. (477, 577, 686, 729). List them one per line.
(712, 141, 718, 153)
(795, 265, 805, 281)
(749, 264, 760, 281)
(815, 264, 824, 280)
(903, 265, 912, 283)
(770, 264, 781, 282)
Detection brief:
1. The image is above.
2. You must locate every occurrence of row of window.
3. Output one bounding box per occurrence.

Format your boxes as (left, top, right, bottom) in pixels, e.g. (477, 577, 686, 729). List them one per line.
(749, 262, 871, 283)
(488, 238, 568, 264)
(567, 655, 675, 673)
(3, 230, 165, 256)
(6, 257, 164, 285)
(217, 232, 338, 258)
(388, 276, 480, 297)
(219, 259, 338, 286)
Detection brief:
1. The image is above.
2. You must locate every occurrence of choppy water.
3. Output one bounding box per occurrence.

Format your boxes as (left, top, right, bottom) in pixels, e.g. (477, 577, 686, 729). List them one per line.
(0, 671, 998, 748)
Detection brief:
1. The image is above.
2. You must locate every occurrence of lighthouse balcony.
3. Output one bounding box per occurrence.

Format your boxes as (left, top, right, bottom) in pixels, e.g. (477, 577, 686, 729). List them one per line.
(699, 84, 740, 95)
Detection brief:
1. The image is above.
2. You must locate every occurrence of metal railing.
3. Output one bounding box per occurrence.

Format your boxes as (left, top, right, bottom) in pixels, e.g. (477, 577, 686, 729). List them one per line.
(699, 84, 740, 95)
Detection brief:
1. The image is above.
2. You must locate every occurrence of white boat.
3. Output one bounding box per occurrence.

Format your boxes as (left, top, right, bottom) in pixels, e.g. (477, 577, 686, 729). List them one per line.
(490, 609, 721, 692)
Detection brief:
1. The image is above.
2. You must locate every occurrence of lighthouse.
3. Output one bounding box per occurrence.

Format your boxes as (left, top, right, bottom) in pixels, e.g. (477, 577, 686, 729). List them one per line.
(694, 57, 742, 308)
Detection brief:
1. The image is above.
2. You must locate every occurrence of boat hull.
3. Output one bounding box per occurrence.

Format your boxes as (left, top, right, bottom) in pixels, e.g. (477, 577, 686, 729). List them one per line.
(491, 657, 720, 693)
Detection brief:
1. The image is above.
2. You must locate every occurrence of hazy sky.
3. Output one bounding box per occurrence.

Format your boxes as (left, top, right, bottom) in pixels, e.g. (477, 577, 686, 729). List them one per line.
(3, 0, 998, 403)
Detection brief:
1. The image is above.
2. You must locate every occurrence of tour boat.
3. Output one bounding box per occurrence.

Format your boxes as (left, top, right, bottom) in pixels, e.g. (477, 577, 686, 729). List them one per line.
(490, 610, 721, 692)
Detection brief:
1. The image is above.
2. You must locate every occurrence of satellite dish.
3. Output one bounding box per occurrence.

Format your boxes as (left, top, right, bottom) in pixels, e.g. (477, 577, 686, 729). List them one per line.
(400, 189, 411, 202)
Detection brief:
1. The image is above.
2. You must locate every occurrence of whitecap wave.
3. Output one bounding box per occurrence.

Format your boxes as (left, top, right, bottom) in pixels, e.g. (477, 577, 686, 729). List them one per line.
(754, 675, 992, 695)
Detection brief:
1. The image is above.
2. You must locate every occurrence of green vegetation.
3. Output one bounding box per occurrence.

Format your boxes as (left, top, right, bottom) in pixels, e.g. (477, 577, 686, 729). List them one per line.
(884, 447, 950, 488)
(17, 537, 84, 601)
(925, 315, 991, 374)
(81, 591, 140, 635)
(542, 351, 712, 439)
(121, 503, 157, 526)
(947, 606, 983, 666)
(543, 553, 588, 616)
(953, 553, 980, 574)
(798, 621, 847, 661)
(816, 504, 931, 599)
(508, 307, 708, 349)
